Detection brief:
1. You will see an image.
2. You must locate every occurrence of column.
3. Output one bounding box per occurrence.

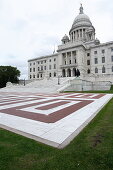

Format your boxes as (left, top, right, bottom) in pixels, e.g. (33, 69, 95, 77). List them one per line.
(66, 53, 68, 65)
(71, 68, 73, 77)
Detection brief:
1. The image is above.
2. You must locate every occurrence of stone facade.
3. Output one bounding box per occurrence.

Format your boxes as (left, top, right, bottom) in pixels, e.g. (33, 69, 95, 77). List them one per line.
(28, 5, 113, 83)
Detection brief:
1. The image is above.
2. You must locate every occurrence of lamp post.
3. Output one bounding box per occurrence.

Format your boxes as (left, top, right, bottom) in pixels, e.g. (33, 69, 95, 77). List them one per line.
(58, 75, 60, 85)
(24, 79, 25, 86)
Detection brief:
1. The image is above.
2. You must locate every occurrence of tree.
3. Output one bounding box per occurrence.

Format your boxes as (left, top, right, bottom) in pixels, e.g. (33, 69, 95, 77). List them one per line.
(0, 66, 20, 88)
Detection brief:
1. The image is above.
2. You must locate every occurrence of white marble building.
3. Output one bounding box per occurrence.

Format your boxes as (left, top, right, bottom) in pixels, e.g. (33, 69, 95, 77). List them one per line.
(28, 5, 113, 83)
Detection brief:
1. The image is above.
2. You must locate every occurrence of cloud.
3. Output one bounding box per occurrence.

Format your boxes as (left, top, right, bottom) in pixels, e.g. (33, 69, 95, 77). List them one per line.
(0, 0, 113, 79)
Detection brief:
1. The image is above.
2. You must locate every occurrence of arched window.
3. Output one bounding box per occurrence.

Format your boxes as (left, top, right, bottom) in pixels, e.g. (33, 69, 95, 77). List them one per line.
(102, 66, 105, 73)
(95, 67, 98, 73)
(37, 74, 39, 78)
(87, 69, 90, 74)
(49, 73, 51, 77)
(54, 72, 56, 77)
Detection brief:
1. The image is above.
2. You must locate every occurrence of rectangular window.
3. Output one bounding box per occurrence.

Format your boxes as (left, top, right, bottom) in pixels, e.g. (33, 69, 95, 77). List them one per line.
(30, 68, 32, 72)
(94, 51, 97, 54)
(38, 61, 40, 64)
(49, 59, 51, 62)
(33, 68, 35, 72)
(38, 67, 40, 71)
(41, 66, 43, 70)
(65, 61, 66, 65)
(54, 64, 56, 69)
(44, 66, 46, 70)
(87, 53, 90, 56)
(111, 56, 113, 62)
(54, 58, 56, 62)
(41, 61, 43, 64)
(69, 60, 71, 64)
(45, 60, 46, 63)
(102, 49, 105, 53)
(87, 60, 90, 65)
(111, 48, 113, 52)
(30, 63, 32, 66)
(49, 65, 51, 70)
(33, 62, 35, 65)
(102, 57, 105, 63)
(94, 58, 98, 64)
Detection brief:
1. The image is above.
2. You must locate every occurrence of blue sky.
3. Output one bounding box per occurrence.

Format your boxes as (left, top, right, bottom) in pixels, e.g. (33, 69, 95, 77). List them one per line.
(0, 0, 113, 79)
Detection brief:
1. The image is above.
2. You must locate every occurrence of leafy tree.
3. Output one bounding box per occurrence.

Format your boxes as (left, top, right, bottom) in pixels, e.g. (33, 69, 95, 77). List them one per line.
(0, 66, 20, 88)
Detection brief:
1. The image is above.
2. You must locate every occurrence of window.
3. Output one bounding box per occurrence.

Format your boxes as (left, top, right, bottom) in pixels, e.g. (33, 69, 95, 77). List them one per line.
(75, 59, 76, 63)
(38, 67, 40, 71)
(65, 61, 66, 65)
(33, 62, 35, 65)
(87, 53, 90, 56)
(102, 49, 105, 53)
(69, 60, 71, 64)
(40, 74, 42, 78)
(45, 60, 46, 63)
(33, 68, 35, 72)
(112, 66, 113, 72)
(44, 66, 46, 70)
(37, 74, 39, 78)
(41, 61, 43, 64)
(30, 63, 32, 66)
(102, 57, 105, 63)
(111, 56, 113, 62)
(41, 66, 43, 70)
(94, 51, 97, 54)
(94, 58, 98, 64)
(87, 60, 90, 65)
(54, 64, 56, 69)
(49, 59, 51, 62)
(87, 69, 90, 74)
(30, 68, 32, 72)
(30, 75, 32, 79)
(54, 72, 56, 77)
(102, 66, 105, 73)
(111, 48, 113, 52)
(54, 58, 56, 62)
(49, 73, 51, 77)
(38, 61, 40, 64)
(49, 65, 51, 70)
(95, 67, 98, 73)
(33, 75, 35, 78)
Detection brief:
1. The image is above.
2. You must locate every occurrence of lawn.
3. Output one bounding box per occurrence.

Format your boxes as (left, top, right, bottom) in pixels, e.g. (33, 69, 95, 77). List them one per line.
(0, 98, 113, 170)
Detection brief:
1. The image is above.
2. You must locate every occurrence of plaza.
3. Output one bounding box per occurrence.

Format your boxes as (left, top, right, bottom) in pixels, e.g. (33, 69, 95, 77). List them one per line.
(0, 90, 112, 148)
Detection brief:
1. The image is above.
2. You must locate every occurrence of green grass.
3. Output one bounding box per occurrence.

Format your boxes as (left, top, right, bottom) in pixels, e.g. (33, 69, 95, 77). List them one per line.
(0, 99, 113, 170)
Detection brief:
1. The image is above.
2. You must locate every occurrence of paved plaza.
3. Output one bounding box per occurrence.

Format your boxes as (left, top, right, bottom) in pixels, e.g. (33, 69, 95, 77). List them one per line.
(0, 92, 112, 148)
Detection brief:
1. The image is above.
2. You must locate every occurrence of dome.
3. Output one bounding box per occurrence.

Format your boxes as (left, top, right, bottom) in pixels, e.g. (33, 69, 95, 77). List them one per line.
(94, 38, 100, 45)
(62, 34, 69, 41)
(70, 5, 92, 31)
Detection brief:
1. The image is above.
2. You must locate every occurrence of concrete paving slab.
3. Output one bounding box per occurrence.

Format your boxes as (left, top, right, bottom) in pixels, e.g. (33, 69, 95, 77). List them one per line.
(0, 91, 112, 148)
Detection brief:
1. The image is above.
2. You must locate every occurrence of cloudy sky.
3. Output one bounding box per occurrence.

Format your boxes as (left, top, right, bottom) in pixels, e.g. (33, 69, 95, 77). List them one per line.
(0, 0, 113, 79)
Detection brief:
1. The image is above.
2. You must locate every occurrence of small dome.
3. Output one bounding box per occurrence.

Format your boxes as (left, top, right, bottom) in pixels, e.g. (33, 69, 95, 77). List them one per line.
(62, 34, 69, 41)
(94, 38, 100, 45)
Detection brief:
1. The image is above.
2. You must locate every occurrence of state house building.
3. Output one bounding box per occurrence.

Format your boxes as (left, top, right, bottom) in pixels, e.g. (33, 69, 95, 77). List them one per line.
(28, 5, 113, 83)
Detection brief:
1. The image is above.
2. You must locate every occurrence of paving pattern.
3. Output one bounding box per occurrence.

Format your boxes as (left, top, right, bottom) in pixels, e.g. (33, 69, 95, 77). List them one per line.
(0, 92, 112, 148)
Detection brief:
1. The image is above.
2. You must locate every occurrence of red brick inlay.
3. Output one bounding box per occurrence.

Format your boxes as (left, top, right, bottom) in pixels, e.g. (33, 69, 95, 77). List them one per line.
(36, 101, 69, 110)
(0, 100, 93, 123)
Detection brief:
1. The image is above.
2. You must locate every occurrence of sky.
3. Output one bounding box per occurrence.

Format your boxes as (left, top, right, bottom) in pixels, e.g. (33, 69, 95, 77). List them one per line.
(0, 0, 113, 79)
